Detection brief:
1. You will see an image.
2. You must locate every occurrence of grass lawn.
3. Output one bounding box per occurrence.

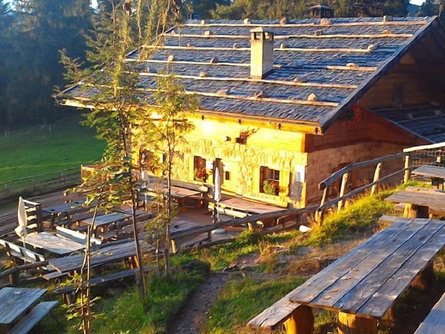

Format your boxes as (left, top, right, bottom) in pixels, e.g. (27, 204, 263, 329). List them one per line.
(0, 115, 105, 183)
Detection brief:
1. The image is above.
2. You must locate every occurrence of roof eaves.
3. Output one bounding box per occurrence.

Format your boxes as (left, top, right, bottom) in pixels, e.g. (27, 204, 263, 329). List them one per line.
(318, 16, 439, 132)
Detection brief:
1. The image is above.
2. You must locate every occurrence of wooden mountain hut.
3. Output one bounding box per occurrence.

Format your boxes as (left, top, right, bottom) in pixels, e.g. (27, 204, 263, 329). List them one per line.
(59, 16, 445, 209)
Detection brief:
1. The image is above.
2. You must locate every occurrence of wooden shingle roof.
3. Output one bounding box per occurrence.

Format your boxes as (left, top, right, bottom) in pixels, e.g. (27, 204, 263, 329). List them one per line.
(374, 105, 445, 143)
(61, 16, 439, 133)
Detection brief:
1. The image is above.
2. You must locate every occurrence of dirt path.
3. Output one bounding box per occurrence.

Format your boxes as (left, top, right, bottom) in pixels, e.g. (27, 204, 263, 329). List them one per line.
(167, 272, 229, 334)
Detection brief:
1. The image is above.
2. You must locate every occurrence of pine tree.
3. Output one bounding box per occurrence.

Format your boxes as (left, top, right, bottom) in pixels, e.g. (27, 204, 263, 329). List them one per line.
(418, 0, 439, 16)
(3, 0, 93, 126)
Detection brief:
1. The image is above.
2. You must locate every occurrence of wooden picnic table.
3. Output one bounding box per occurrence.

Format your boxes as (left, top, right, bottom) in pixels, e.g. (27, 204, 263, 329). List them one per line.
(47, 240, 154, 273)
(42, 200, 86, 225)
(170, 220, 200, 234)
(385, 187, 445, 218)
(284, 218, 445, 334)
(210, 197, 283, 218)
(81, 211, 131, 228)
(24, 232, 84, 256)
(170, 186, 201, 199)
(412, 165, 445, 189)
(0, 287, 46, 325)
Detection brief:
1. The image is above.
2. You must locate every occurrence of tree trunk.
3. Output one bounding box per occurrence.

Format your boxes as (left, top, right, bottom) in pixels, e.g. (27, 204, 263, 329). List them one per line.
(121, 117, 147, 298)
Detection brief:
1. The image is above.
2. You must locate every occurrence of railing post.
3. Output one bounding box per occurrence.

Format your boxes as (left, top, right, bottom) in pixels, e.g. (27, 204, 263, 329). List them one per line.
(315, 186, 328, 223)
(371, 163, 383, 195)
(338, 173, 349, 211)
(404, 154, 411, 183)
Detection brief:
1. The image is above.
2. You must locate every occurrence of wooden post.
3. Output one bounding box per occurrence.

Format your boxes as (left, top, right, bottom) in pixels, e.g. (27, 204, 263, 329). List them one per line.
(171, 239, 178, 254)
(371, 163, 382, 195)
(338, 312, 377, 334)
(316, 187, 328, 223)
(338, 173, 349, 211)
(412, 261, 436, 291)
(404, 155, 411, 184)
(284, 305, 314, 334)
(404, 204, 429, 218)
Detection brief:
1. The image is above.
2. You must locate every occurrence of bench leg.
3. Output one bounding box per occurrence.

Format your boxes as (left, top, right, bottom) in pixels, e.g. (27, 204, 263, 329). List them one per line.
(412, 261, 436, 291)
(284, 305, 314, 334)
(338, 312, 377, 334)
(404, 204, 429, 218)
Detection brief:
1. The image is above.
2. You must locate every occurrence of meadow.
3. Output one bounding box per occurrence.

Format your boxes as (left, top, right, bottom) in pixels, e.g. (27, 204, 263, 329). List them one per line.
(0, 116, 105, 183)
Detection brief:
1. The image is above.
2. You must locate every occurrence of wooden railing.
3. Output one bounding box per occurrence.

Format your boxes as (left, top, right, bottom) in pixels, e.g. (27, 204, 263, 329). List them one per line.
(315, 142, 445, 221)
(0, 167, 80, 202)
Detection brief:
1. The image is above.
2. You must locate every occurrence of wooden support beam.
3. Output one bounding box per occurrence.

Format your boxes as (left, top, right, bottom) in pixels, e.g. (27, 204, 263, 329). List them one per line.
(184, 20, 427, 28)
(412, 261, 436, 292)
(284, 306, 314, 334)
(338, 173, 350, 211)
(137, 71, 358, 90)
(315, 187, 328, 223)
(165, 33, 413, 40)
(371, 163, 383, 195)
(338, 312, 377, 334)
(404, 155, 411, 184)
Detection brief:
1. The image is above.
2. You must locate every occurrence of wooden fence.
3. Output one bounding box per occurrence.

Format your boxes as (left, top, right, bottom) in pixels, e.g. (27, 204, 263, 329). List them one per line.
(0, 167, 80, 203)
(315, 142, 445, 221)
(172, 141, 445, 245)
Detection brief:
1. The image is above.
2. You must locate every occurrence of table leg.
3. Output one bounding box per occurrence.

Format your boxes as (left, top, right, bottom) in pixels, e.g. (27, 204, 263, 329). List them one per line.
(412, 260, 436, 291)
(338, 312, 377, 334)
(431, 177, 444, 190)
(284, 305, 314, 334)
(404, 204, 429, 218)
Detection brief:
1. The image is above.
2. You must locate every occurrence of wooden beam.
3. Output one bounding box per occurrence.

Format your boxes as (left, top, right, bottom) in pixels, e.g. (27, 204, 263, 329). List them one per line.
(137, 71, 358, 90)
(127, 58, 378, 72)
(144, 44, 389, 54)
(164, 33, 413, 40)
(338, 312, 377, 334)
(183, 20, 428, 28)
(137, 86, 339, 108)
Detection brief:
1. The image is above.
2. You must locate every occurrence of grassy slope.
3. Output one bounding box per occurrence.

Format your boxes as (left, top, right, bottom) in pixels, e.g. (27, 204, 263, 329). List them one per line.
(0, 116, 105, 183)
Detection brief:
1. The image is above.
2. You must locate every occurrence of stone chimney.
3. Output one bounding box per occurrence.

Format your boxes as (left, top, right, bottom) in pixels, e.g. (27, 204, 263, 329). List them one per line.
(250, 28, 274, 79)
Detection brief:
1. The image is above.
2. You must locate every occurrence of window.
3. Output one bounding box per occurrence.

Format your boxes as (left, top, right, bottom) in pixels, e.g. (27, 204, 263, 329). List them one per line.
(194, 156, 207, 182)
(225, 171, 231, 181)
(260, 166, 280, 196)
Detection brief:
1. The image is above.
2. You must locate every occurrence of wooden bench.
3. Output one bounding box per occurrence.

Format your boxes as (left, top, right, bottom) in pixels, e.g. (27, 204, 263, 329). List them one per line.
(248, 293, 311, 332)
(55, 226, 102, 246)
(22, 199, 43, 233)
(54, 267, 149, 304)
(8, 301, 58, 334)
(414, 293, 445, 334)
(0, 239, 45, 263)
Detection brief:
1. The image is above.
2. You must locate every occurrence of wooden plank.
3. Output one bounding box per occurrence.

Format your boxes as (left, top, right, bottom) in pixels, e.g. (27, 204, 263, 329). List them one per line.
(319, 152, 405, 190)
(415, 293, 445, 334)
(55, 226, 102, 245)
(217, 197, 283, 214)
(0, 239, 45, 262)
(48, 241, 154, 273)
(248, 291, 300, 329)
(0, 287, 46, 325)
(385, 190, 445, 213)
(25, 232, 84, 256)
(287, 219, 416, 304)
(412, 165, 445, 179)
(170, 205, 318, 240)
(8, 301, 58, 334)
(358, 225, 445, 318)
(307, 219, 432, 308)
(333, 220, 445, 314)
(81, 212, 130, 227)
